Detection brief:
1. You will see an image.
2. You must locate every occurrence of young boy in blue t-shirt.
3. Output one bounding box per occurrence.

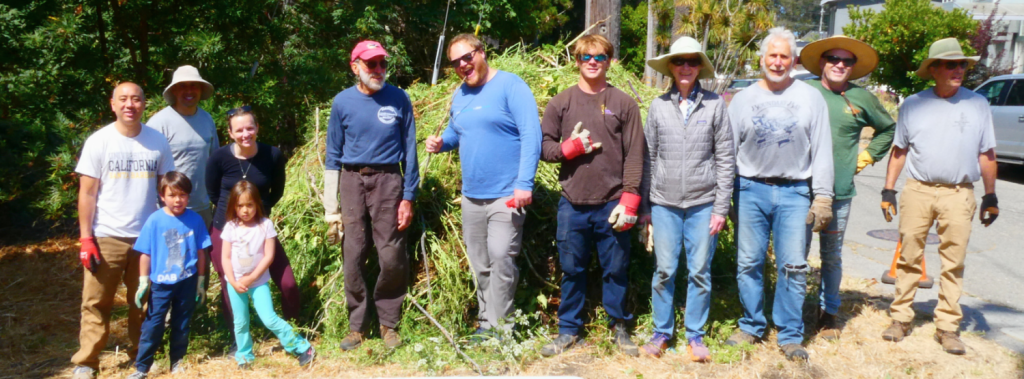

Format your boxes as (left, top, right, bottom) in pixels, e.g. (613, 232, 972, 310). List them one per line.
(128, 171, 211, 378)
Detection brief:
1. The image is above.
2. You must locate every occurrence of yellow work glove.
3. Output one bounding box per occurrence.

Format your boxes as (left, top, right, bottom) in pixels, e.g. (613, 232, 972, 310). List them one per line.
(855, 150, 874, 174)
(805, 196, 833, 233)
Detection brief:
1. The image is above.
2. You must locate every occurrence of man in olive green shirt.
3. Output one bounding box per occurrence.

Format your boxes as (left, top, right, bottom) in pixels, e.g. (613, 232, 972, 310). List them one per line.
(799, 36, 895, 340)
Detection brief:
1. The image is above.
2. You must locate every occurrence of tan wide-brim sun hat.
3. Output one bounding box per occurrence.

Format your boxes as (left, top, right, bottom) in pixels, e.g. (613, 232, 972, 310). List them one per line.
(646, 37, 715, 80)
(799, 35, 878, 80)
(915, 37, 980, 80)
(162, 65, 214, 105)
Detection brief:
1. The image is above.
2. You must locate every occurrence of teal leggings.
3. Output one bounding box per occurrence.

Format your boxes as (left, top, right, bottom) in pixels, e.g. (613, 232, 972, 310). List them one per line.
(227, 282, 310, 364)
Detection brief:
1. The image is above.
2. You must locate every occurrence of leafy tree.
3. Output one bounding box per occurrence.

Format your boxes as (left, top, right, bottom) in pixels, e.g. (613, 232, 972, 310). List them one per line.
(675, 0, 776, 92)
(775, 0, 821, 38)
(844, 0, 978, 97)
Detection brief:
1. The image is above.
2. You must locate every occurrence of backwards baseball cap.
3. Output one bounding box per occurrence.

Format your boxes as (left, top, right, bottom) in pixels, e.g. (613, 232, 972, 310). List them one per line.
(351, 40, 389, 63)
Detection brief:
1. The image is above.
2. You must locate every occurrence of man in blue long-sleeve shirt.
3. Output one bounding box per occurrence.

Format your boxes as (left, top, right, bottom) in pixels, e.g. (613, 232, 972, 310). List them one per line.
(324, 40, 419, 351)
(425, 33, 541, 339)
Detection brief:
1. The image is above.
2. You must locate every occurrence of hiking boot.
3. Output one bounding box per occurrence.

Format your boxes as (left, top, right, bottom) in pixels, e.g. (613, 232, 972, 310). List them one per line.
(612, 321, 639, 357)
(817, 310, 841, 341)
(934, 329, 966, 355)
(641, 332, 670, 358)
(540, 334, 579, 357)
(169, 360, 184, 374)
(881, 320, 912, 342)
(297, 346, 316, 366)
(687, 337, 711, 362)
(70, 366, 96, 379)
(125, 371, 147, 379)
(781, 343, 809, 361)
(725, 330, 759, 346)
(339, 330, 365, 351)
(381, 326, 402, 349)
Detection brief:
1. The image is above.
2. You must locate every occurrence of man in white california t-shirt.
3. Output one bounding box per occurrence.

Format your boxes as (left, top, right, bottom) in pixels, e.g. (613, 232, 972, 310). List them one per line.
(71, 82, 175, 379)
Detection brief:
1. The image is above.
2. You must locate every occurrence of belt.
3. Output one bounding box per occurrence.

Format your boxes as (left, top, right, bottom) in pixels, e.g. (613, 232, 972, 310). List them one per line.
(745, 176, 804, 186)
(343, 164, 401, 176)
(913, 179, 972, 189)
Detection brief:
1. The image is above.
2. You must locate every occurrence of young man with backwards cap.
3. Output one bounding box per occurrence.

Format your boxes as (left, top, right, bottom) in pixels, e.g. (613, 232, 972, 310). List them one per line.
(798, 36, 895, 340)
(879, 38, 999, 355)
(323, 40, 419, 351)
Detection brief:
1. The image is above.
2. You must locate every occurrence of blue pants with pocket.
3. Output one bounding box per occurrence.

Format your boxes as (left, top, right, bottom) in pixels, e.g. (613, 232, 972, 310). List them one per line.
(135, 274, 197, 373)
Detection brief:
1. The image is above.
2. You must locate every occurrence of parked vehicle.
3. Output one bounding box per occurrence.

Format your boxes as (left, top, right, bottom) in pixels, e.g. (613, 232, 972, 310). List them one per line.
(975, 74, 1024, 165)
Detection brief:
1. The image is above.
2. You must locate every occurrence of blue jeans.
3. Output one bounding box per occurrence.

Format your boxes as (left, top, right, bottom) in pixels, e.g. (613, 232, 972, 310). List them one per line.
(228, 282, 311, 364)
(135, 274, 198, 373)
(650, 203, 717, 340)
(734, 177, 811, 346)
(817, 198, 852, 315)
(556, 197, 632, 335)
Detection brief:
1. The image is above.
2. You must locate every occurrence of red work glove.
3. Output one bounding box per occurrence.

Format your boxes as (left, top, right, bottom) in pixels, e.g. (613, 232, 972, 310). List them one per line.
(608, 192, 641, 231)
(560, 122, 602, 160)
(80, 237, 102, 273)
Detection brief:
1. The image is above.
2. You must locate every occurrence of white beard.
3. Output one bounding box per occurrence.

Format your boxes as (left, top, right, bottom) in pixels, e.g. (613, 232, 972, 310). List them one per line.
(762, 65, 791, 83)
(359, 69, 386, 92)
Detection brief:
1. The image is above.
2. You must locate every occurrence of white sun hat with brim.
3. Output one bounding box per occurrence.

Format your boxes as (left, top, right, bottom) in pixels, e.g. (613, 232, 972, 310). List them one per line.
(915, 38, 980, 80)
(646, 37, 715, 80)
(162, 65, 215, 105)
(799, 35, 878, 80)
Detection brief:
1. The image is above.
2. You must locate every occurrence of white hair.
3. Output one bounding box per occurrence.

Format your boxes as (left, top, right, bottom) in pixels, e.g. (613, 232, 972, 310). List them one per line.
(758, 27, 797, 58)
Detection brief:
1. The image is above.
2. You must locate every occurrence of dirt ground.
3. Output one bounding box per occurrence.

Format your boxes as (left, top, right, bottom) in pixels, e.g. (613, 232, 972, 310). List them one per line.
(2, 237, 1022, 379)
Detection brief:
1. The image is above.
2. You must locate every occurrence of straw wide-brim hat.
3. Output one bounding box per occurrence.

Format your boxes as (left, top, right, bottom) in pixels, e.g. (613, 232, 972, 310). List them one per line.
(800, 35, 878, 80)
(162, 65, 214, 105)
(915, 37, 980, 80)
(646, 37, 715, 80)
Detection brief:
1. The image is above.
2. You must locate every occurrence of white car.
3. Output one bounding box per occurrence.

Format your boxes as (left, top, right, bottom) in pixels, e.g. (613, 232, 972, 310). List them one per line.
(975, 74, 1024, 164)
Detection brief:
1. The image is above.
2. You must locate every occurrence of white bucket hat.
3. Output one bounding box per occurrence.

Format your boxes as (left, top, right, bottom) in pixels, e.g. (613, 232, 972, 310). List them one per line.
(915, 38, 980, 80)
(163, 65, 214, 105)
(646, 37, 716, 80)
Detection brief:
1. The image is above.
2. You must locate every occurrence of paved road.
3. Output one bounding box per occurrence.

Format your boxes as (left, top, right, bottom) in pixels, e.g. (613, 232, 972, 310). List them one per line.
(808, 161, 1024, 353)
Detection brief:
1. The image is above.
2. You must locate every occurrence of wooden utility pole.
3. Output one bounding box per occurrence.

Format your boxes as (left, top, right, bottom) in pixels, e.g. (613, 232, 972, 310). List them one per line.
(586, 0, 622, 59)
(644, 0, 657, 86)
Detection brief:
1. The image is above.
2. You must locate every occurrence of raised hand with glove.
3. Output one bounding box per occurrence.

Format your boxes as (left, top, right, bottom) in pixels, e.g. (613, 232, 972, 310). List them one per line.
(79, 236, 102, 273)
(135, 275, 150, 308)
(560, 122, 602, 160)
(881, 188, 898, 222)
(323, 169, 344, 244)
(806, 196, 833, 233)
(608, 192, 641, 232)
(980, 193, 999, 227)
(855, 150, 874, 174)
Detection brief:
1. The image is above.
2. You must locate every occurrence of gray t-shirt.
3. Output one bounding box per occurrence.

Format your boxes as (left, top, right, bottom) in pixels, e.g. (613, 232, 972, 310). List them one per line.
(147, 107, 219, 210)
(895, 87, 996, 184)
(728, 80, 835, 198)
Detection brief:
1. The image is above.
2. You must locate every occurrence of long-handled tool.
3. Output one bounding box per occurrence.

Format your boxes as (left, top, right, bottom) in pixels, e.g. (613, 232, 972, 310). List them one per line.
(880, 238, 935, 289)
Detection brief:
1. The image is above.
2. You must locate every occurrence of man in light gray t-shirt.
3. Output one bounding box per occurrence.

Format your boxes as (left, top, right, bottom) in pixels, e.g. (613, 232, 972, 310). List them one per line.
(148, 65, 218, 225)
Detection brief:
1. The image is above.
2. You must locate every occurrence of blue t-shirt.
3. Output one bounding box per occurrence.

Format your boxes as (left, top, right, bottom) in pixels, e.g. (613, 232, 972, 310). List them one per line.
(326, 84, 420, 200)
(133, 209, 212, 284)
(440, 71, 542, 199)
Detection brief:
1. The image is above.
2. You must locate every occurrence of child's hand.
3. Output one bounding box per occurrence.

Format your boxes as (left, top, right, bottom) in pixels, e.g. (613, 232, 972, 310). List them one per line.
(238, 274, 255, 289)
(231, 281, 248, 294)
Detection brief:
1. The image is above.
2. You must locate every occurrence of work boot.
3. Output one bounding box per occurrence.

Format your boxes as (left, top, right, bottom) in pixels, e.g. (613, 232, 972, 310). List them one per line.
(297, 346, 316, 366)
(641, 332, 670, 358)
(934, 329, 966, 355)
(612, 320, 639, 357)
(381, 326, 402, 349)
(781, 343, 809, 361)
(817, 310, 841, 341)
(339, 330, 365, 351)
(70, 366, 96, 379)
(540, 334, 579, 357)
(725, 330, 759, 346)
(881, 320, 912, 342)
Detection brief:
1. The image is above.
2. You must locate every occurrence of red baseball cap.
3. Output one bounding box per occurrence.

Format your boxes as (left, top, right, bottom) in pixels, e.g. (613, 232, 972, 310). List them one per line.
(351, 40, 389, 63)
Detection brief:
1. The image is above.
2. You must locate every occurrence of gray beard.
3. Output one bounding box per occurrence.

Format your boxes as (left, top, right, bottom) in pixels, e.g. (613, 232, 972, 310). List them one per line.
(359, 69, 386, 91)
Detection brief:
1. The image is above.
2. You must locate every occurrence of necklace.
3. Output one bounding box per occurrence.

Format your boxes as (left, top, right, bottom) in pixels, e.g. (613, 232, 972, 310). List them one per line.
(234, 143, 254, 179)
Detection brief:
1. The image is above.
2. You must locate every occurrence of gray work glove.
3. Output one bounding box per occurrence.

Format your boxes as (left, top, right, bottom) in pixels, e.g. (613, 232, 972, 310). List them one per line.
(324, 169, 344, 244)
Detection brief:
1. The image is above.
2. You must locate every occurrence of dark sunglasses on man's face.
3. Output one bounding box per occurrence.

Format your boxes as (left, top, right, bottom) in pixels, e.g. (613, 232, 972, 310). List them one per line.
(670, 57, 702, 68)
(227, 105, 252, 118)
(823, 55, 857, 67)
(577, 54, 609, 63)
(450, 49, 480, 67)
(361, 59, 388, 70)
(939, 60, 970, 70)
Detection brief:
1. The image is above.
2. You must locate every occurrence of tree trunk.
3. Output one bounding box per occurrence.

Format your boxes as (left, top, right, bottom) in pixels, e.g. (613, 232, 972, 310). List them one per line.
(585, 0, 622, 59)
(645, 0, 657, 86)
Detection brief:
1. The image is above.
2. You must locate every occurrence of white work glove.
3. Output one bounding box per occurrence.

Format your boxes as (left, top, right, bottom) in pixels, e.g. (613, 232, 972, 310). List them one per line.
(135, 275, 150, 308)
(560, 122, 602, 160)
(638, 222, 654, 253)
(324, 169, 344, 244)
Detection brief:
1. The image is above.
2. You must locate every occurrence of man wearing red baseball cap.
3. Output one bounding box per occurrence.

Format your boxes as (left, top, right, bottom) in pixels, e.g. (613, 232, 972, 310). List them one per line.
(323, 40, 419, 351)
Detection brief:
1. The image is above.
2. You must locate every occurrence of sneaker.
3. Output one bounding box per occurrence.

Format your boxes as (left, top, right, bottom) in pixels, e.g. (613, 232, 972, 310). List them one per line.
(381, 326, 402, 349)
(169, 360, 184, 374)
(540, 334, 579, 357)
(297, 346, 316, 366)
(227, 341, 238, 357)
(641, 332, 670, 358)
(725, 330, 759, 346)
(817, 310, 841, 341)
(467, 327, 493, 345)
(339, 330, 365, 351)
(781, 343, 808, 361)
(237, 362, 252, 370)
(881, 320, 912, 342)
(612, 321, 639, 357)
(70, 366, 97, 379)
(687, 337, 711, 362)
(125, 371, 147, 379)
(934, 329, 966, 355)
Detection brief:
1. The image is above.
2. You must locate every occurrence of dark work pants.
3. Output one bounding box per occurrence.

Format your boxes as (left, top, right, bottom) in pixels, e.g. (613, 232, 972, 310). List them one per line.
(340, 170, 408, 331)
(135, 274, 198, 373)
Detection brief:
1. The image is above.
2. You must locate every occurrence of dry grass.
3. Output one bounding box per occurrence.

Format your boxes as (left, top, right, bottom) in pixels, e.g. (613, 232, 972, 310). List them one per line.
(2, 238, 1021, 379)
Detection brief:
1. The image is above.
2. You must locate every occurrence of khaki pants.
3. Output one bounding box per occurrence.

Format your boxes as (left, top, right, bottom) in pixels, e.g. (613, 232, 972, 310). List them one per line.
(890, 179, 976, 332)
(71, 237, 143, 369)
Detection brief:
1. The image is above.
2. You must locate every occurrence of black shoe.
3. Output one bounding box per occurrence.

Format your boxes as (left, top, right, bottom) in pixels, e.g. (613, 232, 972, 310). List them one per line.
(297, 346, 316, 367)
(782, 343, 809, 361)
(612, 320, 639, 357)
(540, 334, 579, 357)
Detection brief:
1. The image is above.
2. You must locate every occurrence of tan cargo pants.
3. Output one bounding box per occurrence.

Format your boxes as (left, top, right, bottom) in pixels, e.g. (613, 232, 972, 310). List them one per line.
(70, 237, 144, 369)
(890, 179, 976, 332)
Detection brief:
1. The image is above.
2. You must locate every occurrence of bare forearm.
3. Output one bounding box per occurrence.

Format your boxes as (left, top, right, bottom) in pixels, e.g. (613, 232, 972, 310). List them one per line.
(884, 147, 907, 190)
(221, 240, 236, 285)
(139, 254, 151, 277)
(980, 149, 997, 195)
(250, 238, 276, 278)
(78, 176, 99, 238)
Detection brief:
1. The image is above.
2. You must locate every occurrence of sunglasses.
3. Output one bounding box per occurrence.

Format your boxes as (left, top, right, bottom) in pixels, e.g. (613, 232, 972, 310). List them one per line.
(227, 105, 252, 118)
(577, 54, 609, 63)
(670, 57, 702, 68)
(450, 49, 480, 67)
(359, 59, 388, 70)
(823, 55, 857, 67)
(938, 60, 970, 70)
